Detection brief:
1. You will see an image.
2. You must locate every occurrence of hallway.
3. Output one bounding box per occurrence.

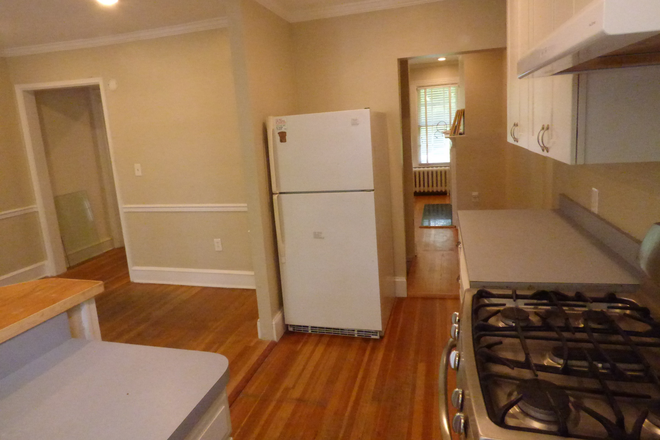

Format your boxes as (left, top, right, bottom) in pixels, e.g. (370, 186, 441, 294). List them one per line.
(407, 194, 460, 297)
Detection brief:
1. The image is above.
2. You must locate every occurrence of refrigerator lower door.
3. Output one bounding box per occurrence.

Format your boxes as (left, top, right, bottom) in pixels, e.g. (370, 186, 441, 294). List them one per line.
(274, 191, 383, 332)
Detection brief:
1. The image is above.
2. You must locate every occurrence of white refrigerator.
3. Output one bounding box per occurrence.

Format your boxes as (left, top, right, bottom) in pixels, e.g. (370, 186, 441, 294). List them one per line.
(267, 109, 395, 338)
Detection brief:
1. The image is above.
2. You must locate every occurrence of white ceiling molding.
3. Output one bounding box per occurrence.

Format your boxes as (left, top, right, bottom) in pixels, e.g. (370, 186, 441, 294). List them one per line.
(1, 17, 229, 58)
(255, 0, 442, 23)
(289, 0, 442, 23)
(254, 0, 296, 22)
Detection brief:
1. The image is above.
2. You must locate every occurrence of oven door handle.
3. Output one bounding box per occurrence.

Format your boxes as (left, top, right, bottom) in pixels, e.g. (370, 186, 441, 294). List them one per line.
(439, 338, 457, 440)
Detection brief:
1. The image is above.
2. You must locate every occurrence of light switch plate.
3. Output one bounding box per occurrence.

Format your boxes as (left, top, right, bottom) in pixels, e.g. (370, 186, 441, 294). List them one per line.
(134, 163, 142, 176)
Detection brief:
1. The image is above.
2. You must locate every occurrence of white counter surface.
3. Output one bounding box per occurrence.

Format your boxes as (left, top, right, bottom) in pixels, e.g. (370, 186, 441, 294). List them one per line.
(0, 339, 229, 440)
(458, 209, 640, 291)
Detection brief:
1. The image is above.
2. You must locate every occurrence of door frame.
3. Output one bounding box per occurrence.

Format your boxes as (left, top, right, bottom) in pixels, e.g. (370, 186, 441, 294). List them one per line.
(15, 78, 131, 275)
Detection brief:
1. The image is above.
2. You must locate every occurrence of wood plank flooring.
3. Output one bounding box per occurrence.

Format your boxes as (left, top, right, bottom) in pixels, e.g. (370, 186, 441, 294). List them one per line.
(229, 297, 460, 440)
(58, 207, 463, 440)
(407, 195, 460, 297)
(58, 248, 272, 404)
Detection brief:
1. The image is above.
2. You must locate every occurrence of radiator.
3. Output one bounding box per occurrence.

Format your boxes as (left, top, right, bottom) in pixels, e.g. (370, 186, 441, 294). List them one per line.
(413, 167, 449, 194)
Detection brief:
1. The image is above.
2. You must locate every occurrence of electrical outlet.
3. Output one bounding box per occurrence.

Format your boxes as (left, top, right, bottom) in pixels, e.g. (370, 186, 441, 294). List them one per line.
(134, 163, 142, 176)
(214, 238, 223, 251)
(471, 192, 480, 203)
(591, 188, 599, 214)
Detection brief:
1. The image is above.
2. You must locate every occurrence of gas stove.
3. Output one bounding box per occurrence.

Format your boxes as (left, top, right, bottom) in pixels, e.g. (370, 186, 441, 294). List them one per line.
(443, 288, 660, 440)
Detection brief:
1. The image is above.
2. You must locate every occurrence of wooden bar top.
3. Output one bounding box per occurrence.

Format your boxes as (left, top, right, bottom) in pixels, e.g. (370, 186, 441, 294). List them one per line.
(0, 278, 104, 344)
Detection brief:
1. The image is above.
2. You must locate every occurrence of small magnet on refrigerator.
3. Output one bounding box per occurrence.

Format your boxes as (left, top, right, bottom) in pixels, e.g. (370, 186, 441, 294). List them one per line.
(278, 131, 287, 143)
(351, 118, 360, 126)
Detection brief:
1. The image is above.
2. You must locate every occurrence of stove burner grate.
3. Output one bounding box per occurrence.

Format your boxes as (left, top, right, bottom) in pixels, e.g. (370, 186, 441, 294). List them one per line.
(500, 307, 530, 326)
(473, 288, 660, 440)
(516, 379, 571, 423)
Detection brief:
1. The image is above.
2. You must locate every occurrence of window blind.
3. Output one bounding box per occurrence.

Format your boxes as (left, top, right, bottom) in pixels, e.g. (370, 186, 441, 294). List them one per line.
(418, 84, 457, 164)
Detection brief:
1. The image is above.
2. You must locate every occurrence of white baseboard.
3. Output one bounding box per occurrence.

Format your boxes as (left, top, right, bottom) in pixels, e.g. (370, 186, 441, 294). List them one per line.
(395, 276, 408, 297)
(67, 238, 114, 267)
(257, 308, 286, 342)
(130, 266, 255, 289)
(0, 262, 47, 287)
(272, 309, 286, 341)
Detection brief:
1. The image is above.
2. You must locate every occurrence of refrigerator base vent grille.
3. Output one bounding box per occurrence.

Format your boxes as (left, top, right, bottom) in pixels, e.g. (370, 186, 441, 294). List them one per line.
(288, 325, 380, 339)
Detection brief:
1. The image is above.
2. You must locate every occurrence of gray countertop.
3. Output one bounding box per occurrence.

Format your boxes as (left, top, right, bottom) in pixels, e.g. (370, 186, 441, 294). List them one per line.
(458, 209, 640, 292)
(0, 339, 229, 440)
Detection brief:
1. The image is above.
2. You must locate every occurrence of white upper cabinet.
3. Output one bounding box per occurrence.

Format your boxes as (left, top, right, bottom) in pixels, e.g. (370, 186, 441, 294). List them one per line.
(506, 0, 531, 148)
(507, 0, 660, 164)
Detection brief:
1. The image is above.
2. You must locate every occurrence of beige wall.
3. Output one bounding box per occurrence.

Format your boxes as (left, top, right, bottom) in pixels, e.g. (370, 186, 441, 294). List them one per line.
(291, 0, 507, 285)
(6, 29, 251, 273)
(228, 0, 296, 339)
(0, 57, 45, 279)
(453, 49, 508, 211)
(504, 127, 660, 241)
(553, 163, 660, 241)
(410, 62, 459, 83)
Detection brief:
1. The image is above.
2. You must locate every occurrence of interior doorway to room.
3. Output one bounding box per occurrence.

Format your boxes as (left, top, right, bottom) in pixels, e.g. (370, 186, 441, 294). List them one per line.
(399, 54, 462, 298)
(16, 80, 125, 275)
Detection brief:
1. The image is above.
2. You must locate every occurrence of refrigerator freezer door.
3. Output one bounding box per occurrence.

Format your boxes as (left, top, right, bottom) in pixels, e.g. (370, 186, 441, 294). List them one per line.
(268, 109, 375, 193)
(275, 191, 383, 331)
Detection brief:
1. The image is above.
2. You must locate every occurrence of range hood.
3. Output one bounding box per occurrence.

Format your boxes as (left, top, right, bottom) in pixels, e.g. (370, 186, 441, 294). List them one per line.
(518, 0, 660, 78)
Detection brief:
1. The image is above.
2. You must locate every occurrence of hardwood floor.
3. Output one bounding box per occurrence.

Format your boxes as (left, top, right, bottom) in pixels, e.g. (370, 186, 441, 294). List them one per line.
(229, 297, 460, 440)
(58, 248, 273, 404)
(58, 213, 462, 439)
(407, 195, 460, 297)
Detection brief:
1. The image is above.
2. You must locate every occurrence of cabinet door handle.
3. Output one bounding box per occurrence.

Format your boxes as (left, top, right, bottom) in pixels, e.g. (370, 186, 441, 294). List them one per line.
(540, 125, 550, 152)
(511, 123, 519, 142)
(537, 125, 545, 151)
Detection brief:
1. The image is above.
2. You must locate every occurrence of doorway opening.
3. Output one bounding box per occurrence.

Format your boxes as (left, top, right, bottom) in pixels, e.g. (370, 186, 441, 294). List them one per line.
(399, 54, 463, 298)
(16, 79, 128, 275)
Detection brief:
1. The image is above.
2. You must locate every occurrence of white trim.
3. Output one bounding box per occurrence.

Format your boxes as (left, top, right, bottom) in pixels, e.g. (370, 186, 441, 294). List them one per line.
(15, 78, 133, 277)
(0, 262, 47, 287)
(395, 276, 408, 297)
(286, 0, 443, 22)
(131, 266, 255, 289)
(66, 238, 115, 267)
(1, 18, 229, 57)
(257, 308, 286, 342)
(122, 204, 248, 213)
(254, 0, 295, 22)
(272, 309, 286, 342)
(0, 206, 38, 221)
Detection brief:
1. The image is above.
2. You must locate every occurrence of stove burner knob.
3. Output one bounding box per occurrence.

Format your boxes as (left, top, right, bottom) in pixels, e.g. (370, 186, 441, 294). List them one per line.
(450, 323, 460, 340)
(451, 388, 464, 410)
(449, 350, 460, 370)
(452, 312, 460, 325)
(452, 413, 466, 435)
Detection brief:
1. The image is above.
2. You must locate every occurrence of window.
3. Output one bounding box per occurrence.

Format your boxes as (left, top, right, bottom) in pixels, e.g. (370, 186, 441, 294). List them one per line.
(417, 84, 457, 164)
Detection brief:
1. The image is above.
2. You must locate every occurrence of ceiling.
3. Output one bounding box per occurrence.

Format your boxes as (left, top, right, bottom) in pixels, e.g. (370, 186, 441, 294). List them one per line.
(0, 0, 440, 56)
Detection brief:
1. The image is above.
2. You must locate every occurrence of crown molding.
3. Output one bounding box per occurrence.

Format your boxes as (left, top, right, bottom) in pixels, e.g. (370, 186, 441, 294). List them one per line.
(254, 0, 295, 22)
(255, 0, 442, 23)
(289, 0, 442, 23)
(1, 17, 229, 58)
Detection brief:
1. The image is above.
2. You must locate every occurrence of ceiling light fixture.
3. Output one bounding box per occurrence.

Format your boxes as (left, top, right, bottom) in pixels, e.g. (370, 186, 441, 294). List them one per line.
(438, 57, 447, 61)
(97, 0, 118, 6)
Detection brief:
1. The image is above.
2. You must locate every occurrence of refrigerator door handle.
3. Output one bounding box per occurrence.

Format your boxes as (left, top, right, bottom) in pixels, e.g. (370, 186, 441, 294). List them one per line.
(269, 127, 280, 194)
(273, 195, 285, 263)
